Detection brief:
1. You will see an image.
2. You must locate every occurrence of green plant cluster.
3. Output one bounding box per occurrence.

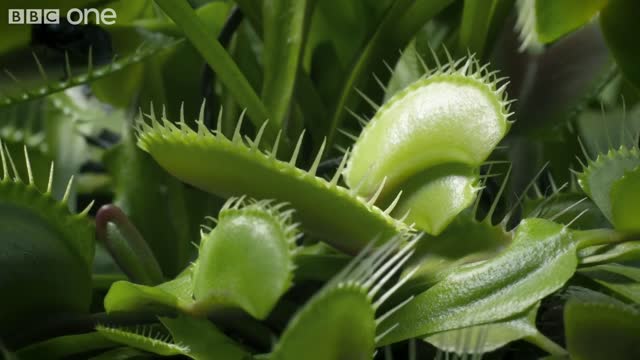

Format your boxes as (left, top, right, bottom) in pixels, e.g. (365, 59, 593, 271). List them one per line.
(1, 0, 640, 359)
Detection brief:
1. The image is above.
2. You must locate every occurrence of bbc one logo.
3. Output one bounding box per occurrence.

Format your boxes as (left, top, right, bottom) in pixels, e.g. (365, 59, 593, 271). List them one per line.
(8, 8, 117, 25)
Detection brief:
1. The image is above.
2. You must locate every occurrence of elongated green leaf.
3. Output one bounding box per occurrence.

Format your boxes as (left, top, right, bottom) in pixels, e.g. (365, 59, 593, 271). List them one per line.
(153, 0, 276, 143)
(0, 27, 175, 108)
(458, 0, 514, 57)
(326, 0, 454, 149)
(600, 0, 640, 91)
(160, 316, 250, 360)
(262, 0, 308, 129)
(378, 219, 578, 345)
(96, 324, 188, 356)
(16, 333, 116, 360)
(404, 215, 511, 291)
(564, 288, 640, 359)
(579, 264, 640, 303)
(424, 303, 565, 356)
(579, 241, 640, 264)
(93, 2, 230, 114)
(516, 0, 607, 51)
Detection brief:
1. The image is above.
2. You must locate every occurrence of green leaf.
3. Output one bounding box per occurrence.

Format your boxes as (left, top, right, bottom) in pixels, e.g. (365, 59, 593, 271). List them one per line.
(424, 303, 565, 356)
(192, 199, 297, 319)
(579, 264, 640, 303)
(600, 0, 640, 91)
(262, 0, 308, 129)
(458, 0, 514, 57)
(404, 214, 511, 290)
(15, 333, 116, 360)
(345, 58, 510, 235)
(523, 191, 609, 230)
(389, 166, 479, 235)
(564, 287, 640, 359)
(378, 219, 578, 345)
(326, 0, 454, 148)
(153, 0, 276, 143)
(578, 146, 640, 225)
(271, 288, 375, 360)
(136, 109, 408, 255)
(104, 264, 194, 314)
(44, 94, 92, 204)
(96, 324, 188, 356)
(160, 316, 250, 360)
(345, 59, 510, 200)
(516, 0, 608, 50)
(0, 26, 175, 108)
(610, 165, 640, 231)
(576, 107, 640, 158)
(268, 235, 417, 360)
(0, 144, 94, 339)
(105, 128, 214, 277)
(579, 241, 640, 264)
(92, 2, 230, 113)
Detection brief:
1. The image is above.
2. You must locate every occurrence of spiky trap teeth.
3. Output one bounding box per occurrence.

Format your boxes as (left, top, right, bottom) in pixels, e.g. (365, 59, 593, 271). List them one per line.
(0, 141, 95, 336)
(344, 54, 513, 236)
(269, 235, 421, 359)
(135, 103, 410, 255)
(577, 145, 640, 229)
(96, 324, 189, 356)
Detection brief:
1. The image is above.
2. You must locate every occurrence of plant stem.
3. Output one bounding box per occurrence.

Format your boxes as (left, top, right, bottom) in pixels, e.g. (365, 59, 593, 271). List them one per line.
(525, 333, 567, 356)
(574, 228, 640, 249)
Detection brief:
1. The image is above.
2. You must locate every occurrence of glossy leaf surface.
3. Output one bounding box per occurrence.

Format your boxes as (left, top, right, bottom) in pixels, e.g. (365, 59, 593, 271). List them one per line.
(379, 219, 577, 345)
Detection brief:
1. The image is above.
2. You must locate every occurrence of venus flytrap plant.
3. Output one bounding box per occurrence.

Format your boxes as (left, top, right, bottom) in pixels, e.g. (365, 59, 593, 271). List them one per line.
(578, 263, 640, 303)
(3, 1, 640, 357)
(135, 105, 410, 254)
(345, 55, 512, 235)
(191, 197, 300, 318)
(577, 145, 640, 228)
(103, 197, 300, 319)
(377, 216, 639, 348)
(0, 35, 177, 108)
(0, 123, 52, 192)
(0, 141, 94, 339)
(423, 302, 564, 356)
(399, 165, 516, 293)
(268, 235, 421, 360)
(95, 324, 189, 357)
